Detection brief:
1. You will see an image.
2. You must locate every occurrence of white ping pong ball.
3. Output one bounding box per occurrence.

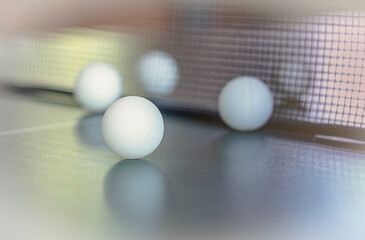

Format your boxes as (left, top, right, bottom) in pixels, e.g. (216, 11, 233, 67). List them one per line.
(138, 51, 179, 96)
(74, 63, 123, 112)
(218, 76, 273, 131)
(102, 96, 164, 159)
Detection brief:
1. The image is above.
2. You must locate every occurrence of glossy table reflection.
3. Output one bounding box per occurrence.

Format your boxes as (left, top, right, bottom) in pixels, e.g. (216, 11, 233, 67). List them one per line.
(0, 89, 365, 240)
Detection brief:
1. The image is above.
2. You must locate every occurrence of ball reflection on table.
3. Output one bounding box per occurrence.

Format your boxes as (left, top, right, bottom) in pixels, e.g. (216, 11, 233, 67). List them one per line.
(104, 160, 168, 228)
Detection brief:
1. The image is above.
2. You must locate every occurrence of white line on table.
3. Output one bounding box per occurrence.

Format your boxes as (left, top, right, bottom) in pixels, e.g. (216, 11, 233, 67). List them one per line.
(0, 120, 78, 136)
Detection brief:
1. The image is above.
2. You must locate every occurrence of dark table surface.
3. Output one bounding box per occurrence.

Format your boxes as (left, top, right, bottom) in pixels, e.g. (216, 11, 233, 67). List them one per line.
(0, 88, 365, 240)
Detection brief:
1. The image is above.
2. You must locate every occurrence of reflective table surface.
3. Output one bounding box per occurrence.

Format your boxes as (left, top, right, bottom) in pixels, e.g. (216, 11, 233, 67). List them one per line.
(0, 89, 365, 240)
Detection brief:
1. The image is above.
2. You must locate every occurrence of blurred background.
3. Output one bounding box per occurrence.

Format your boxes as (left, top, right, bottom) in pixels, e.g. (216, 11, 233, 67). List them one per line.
(1, 0, 365, 139)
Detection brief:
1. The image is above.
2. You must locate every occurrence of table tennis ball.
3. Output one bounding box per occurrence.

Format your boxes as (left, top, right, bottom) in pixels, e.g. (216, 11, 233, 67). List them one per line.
(74, 63, 123, 112)
(102, 96, 164, 159)
(137, 51, 179, 96)
(218, 76, 273, 131)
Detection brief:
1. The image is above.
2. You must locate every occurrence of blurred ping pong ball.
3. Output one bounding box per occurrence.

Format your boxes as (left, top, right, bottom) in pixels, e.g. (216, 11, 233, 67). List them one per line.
(218, 76, 273, 131)
(138, 51, 179, 96)
(74, 63, 123, 112)
(102, 96, 164, 159)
